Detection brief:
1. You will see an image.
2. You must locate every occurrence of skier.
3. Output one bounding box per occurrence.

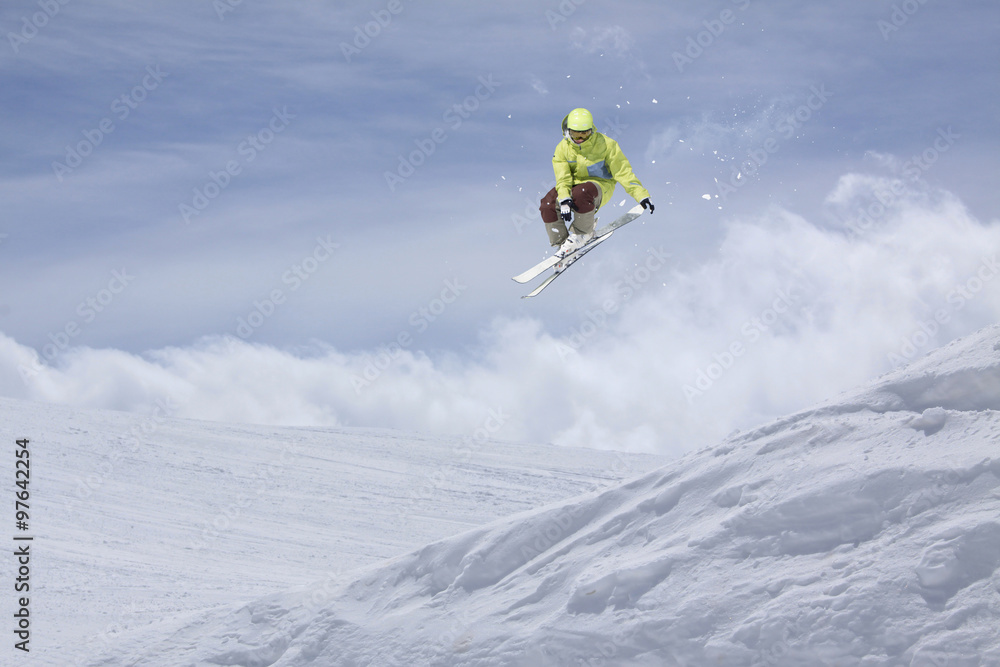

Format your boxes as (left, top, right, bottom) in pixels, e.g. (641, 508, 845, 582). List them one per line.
(539, 108, 654, 260)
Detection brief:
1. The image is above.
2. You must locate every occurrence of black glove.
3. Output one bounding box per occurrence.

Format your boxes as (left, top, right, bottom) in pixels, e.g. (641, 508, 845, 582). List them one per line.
(559, 198, 574, 223)
(641, 198, 655, 214)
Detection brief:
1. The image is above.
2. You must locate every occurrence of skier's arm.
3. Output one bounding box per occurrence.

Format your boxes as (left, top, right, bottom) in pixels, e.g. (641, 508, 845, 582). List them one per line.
(552, 143, 575, 201)
(606, 141, 650, 203)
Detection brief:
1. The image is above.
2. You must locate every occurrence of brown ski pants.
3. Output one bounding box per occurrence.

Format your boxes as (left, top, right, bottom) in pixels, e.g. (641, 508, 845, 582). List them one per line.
(539, 182, 603, 247)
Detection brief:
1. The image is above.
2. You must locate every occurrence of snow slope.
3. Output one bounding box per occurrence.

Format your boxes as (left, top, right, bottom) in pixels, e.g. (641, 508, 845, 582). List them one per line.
(87, 325, 1000, 666)
(0, 399, 663, 666)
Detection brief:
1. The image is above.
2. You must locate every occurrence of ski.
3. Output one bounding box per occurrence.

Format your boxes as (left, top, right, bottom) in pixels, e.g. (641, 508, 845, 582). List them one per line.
(512, 252, 561, 285)
(521, 233, 612, 298)
(512, 204, 646, 284)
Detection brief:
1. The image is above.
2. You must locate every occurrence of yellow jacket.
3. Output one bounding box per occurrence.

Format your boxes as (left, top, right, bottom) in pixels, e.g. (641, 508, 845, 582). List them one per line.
(552, 117, 650, 208)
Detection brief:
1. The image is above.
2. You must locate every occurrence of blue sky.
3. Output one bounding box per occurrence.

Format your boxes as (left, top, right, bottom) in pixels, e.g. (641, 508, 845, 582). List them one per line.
(2, 1, 999, 453)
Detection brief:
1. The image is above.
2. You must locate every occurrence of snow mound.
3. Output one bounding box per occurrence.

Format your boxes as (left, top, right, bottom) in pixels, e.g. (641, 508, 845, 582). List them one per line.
(0, 396, 663, 663)
(833, 324, 1000, 414)
(93, 327, 1000, 666)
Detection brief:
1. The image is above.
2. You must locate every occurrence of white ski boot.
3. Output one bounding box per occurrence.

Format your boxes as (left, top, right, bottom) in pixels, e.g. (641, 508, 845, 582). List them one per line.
(554, 230, 594, 271)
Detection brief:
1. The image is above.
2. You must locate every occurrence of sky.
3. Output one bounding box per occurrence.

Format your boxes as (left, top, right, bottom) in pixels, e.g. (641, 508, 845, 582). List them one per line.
(1, 0, 999, 455)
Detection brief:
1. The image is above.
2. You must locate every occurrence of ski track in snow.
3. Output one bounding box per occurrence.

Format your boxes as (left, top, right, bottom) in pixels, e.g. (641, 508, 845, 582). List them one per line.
(10, 326, 1000, 666)
(0, 401, 663, 666)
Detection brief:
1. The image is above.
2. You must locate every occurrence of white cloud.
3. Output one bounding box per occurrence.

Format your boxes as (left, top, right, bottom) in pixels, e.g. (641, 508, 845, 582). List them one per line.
(569, 25, 648, 78)
(571, 25, 634, 57)
(644, 93, 803, 166)
(3, 177, 1000, 456)
(527, 74, 549, 95)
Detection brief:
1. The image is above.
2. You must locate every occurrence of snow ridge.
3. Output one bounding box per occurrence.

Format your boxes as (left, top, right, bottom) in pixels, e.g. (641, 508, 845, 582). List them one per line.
(93, 326, 1000, 666)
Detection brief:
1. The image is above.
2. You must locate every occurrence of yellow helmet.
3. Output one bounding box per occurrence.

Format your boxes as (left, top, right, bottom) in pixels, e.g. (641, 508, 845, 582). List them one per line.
(565, 108, 594, 131)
